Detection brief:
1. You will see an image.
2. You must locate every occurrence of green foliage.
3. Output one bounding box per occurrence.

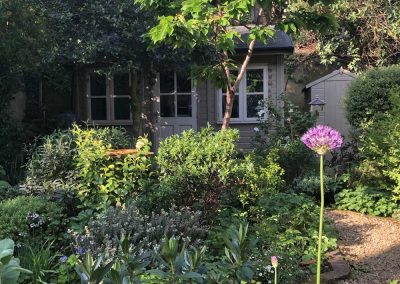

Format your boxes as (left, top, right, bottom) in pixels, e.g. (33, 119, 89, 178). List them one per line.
(17, 241, 59, 284)
(56, 255, 80, 284)
(146, 236, 205, 283)
(70, 203, 207, 260)
(239, 148, 285, 207)
(335, 186, 398, 217)
(25, 130, 76, 191)
(72, 125, 152, 211)
(0, 196, 65, 244)
(317, 0, 400, 71)
(253, 98, 317, 183)
(71, 223, 260, 283)
(223, 223, 257, 282)
(0, 239, 32, 284)
(345, 65, 400, 128)
(256, 193, 337, 271)
(291, 172, 339, 204)
(156, 126, 242, 210)
(0, 115, 25, 184)
(356, 90, 400, 202)
(75, 252, 114, 284)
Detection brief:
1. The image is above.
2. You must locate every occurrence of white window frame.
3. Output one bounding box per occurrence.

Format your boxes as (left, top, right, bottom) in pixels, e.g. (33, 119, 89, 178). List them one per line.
(158, 71, 196, 118)
(218, 65, 268, 123)
(86, 71, 133, 125)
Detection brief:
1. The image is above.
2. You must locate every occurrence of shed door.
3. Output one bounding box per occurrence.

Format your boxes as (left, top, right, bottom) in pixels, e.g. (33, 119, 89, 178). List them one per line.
(324, 80, 351, 136)
(155, 71, 197, 146)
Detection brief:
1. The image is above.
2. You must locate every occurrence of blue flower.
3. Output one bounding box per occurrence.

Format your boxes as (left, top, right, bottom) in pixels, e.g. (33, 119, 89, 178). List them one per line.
(76, 247, 85, 256)
(59, 256, 68, 263)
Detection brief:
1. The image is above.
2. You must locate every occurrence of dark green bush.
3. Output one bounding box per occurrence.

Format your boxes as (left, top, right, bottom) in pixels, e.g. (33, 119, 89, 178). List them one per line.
(0, 196, 65, 243)
(357, 90, 400, 201)
(256, 193, 337, 273)
(70, 203, 207, 259)
(156, 126, 243, 211)
(345, 64, 400, 128)
(0, 114, 25, 184)
(335, 186, 398, 216)
(291, 172, 339, 204)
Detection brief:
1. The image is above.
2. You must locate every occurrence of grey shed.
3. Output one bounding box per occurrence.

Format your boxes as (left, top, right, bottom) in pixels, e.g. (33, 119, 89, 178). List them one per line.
(305, 68, 357, 138)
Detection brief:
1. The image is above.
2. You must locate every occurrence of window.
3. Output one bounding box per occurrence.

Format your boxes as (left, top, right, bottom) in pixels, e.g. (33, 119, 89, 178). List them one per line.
(218, 66, 268, 122)
(87, 72, 132, 124)
(159, 71, 193, 118)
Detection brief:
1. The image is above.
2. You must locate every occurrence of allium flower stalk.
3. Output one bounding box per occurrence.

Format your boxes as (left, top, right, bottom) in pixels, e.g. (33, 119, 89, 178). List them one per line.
(271, 256, 278, 284)
(301, 125, 343, 284)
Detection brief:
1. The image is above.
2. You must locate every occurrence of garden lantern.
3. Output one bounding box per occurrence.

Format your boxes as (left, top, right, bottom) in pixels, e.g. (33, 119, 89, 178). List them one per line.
(309, 96, 326, 114)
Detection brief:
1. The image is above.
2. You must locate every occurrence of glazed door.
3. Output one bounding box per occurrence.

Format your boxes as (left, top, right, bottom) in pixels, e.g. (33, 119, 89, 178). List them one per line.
(155, 71, 197, 146)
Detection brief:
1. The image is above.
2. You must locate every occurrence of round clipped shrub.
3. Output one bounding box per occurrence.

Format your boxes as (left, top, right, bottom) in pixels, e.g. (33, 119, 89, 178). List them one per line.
(345, 64, 400, 128)
(0, 196, 65, 243)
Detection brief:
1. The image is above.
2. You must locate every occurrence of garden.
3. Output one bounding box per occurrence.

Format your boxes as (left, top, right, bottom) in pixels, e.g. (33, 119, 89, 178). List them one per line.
(1, 0, 400, 283)
(1, 64, 399, 283)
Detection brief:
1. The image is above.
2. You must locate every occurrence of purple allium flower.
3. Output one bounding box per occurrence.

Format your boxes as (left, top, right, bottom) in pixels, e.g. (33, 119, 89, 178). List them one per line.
(59, 256, 68, 263)
(271, 256, 278, 268)
(301, 124, 343, 155)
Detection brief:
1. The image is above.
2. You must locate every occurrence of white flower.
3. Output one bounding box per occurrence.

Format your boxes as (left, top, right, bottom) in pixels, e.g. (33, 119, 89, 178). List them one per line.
(288, 108, 294, 113)
(258, 110, 265, 116)
(254, 127, 260, 132)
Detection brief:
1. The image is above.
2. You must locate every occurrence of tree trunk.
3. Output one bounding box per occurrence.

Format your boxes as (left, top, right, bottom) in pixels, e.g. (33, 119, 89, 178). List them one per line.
(222, 87, 235, 129)
(130, 69, 142, 137)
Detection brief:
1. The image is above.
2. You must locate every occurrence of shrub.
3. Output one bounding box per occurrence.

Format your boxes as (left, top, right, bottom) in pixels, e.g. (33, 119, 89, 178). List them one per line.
(0, 114, 25, 184)
(358, 90, 400, 201)
(156, 126, 243, 211)
(0, 196, 65, 244)
(70, 203, 207, 259)
(335, 186, 398, 216)
(239, 148, 285, 207)
(253, 97, 317, 183)
(345, 64, 400, 128)
(256, 193, 337, 273)
(72, 125, 152, 211)
(24, 130, 76, 192)
(290, 172, 339, 204)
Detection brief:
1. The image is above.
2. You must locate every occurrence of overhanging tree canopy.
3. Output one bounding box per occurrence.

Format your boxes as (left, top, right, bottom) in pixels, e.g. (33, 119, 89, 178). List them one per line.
(135, 0, 337, 128)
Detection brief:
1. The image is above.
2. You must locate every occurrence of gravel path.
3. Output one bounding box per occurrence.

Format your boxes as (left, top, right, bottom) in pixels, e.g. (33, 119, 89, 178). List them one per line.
(326, 210, 400, 284)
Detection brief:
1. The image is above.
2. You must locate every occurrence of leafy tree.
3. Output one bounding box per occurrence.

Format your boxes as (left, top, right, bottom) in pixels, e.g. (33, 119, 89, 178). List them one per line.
(135, 0, 337, 128)
(0, 0, 51, 110)
(316, 0, 400, 71)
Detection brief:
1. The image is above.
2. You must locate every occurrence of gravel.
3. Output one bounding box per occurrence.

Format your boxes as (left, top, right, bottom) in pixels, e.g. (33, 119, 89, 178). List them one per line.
(326, 209, 400, 284)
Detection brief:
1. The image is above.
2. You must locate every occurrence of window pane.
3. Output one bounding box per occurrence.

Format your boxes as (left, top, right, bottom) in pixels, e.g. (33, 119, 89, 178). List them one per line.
(160, 71, 174, 93)
(90, 74, 106, 97)
(176, 72, 191, 92)
(222, 95, 239, 118)
(160, 95, 175, 117)
(114, 73, 130, 96)
(246, 69, 263, 93)
(91, 98, 107, 120)
(114, 97, 131, 120)
(247, 94, 264, 118)
(177, 95, 192, 117)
